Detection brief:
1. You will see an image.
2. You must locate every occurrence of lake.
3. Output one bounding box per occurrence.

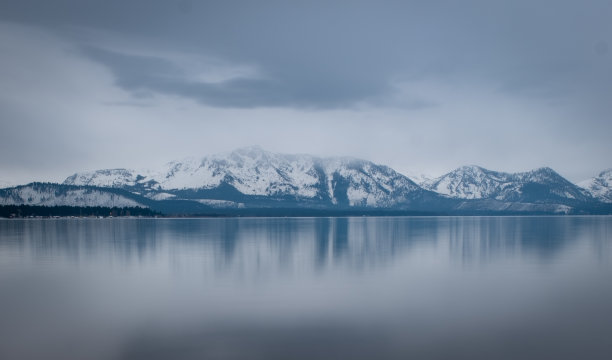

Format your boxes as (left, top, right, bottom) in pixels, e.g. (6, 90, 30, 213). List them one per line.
(1, 216, 611, 359)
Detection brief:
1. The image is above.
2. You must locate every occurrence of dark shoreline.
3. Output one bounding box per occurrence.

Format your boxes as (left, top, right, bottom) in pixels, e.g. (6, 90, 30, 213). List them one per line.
(0, 204, 161, 219)
(2, 204, 612, 219)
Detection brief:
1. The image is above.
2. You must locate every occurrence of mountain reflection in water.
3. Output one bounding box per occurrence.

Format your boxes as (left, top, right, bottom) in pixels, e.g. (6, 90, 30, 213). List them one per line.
(0, 217, 611, 360)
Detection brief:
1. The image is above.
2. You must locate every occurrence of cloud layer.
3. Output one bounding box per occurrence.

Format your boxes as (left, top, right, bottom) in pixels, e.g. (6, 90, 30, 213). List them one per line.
(0, 0, 611, 183)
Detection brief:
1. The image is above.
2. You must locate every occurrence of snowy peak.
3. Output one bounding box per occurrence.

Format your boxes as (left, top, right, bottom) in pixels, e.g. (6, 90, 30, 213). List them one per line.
(422, 165, 591, 203)
(518, 167, 560, 182)
(598, 169, 612, 178)
(457, 165, 487, 173)
(579, 169, 612, 203)
(421, 165, 509, 199)
(513, 167, 592, 203)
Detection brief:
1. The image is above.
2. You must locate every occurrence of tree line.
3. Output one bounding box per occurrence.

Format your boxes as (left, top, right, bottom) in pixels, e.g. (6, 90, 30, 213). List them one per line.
(0, 205, 160, 218)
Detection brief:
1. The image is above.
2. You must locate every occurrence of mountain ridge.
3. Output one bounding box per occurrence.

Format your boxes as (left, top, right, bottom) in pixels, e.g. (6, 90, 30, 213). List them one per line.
(421, 165, 592, 204)
(0, 183, 149, 208)
(0, 147, 609, 215)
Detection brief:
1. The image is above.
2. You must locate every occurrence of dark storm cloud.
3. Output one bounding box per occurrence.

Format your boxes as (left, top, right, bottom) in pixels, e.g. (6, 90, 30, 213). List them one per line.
(1, 0, 608, 110)
(79, 46, 392, 108)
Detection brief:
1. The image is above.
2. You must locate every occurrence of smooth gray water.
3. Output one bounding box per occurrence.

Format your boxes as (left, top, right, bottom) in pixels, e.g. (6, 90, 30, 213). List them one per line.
(0, 217, 611, 360)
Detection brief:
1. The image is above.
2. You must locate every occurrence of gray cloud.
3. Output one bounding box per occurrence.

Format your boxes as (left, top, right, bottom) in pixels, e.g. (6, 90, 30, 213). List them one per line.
(0, 0, 608, 110)
(0, 0, 611, 184)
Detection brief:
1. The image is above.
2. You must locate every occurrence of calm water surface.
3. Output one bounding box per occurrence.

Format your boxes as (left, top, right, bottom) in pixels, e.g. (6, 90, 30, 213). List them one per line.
(0, 216, 611, 360)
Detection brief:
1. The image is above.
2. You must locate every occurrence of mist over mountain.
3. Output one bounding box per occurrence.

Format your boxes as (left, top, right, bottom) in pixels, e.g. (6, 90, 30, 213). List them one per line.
(63, 146, 434, 209)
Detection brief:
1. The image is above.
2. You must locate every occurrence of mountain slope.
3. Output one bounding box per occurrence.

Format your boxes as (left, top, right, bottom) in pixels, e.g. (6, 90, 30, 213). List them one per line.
(578, 169, 612, 203)
(0, 183, 149, 208)
(64, 146, 433, 209)
(421, 165, 592, 204)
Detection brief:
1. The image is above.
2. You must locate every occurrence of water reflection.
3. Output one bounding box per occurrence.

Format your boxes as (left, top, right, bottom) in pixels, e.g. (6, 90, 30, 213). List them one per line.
(1, 217, 609, 270)
(0, 217, 611, 360)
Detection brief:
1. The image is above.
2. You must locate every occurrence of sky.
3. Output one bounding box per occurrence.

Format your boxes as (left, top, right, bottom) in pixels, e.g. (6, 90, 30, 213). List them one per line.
(0, 0, 611, 185)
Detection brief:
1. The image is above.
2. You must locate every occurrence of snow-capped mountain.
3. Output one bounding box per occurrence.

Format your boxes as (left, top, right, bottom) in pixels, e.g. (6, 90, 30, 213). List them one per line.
(0, 183, 147, 208)
(2, 148, 609, 215)
(579, 169, 612, 203)
(421, 165, 592, 203)
(64, 146, 432, 208)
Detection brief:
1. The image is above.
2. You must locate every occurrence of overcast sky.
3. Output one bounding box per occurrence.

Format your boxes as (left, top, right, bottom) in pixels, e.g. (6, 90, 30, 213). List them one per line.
(1, 0, 611, 185)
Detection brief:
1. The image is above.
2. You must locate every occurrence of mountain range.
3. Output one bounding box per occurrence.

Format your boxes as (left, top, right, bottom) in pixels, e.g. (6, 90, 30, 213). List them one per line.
(2, 146, 611, 215)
